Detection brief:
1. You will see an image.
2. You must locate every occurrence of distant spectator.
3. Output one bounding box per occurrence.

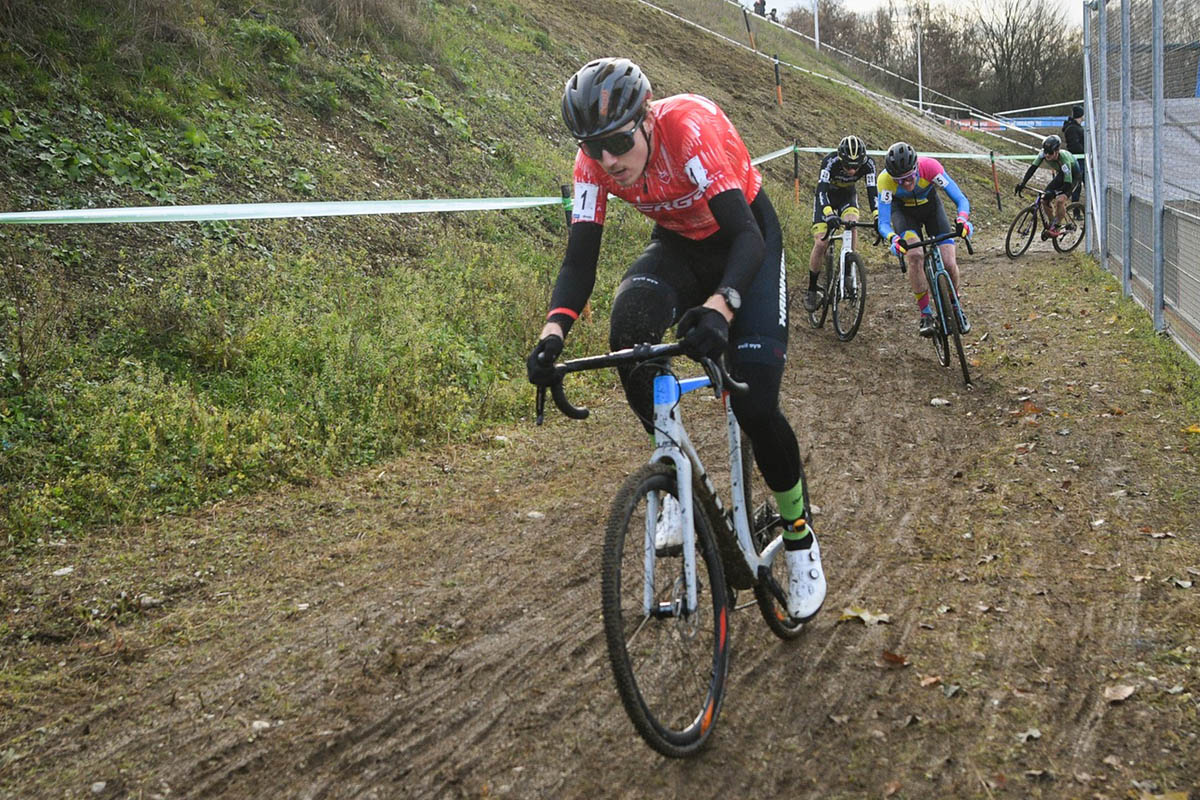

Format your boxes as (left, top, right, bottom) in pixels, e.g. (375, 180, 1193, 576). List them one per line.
(753, 0, 766, 16)
(768, 8, 779, 22)
(1062, 104, 1085, 202)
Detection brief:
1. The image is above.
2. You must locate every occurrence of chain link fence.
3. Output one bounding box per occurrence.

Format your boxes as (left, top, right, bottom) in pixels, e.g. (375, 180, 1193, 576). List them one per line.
(1086, 0, 1200, 364)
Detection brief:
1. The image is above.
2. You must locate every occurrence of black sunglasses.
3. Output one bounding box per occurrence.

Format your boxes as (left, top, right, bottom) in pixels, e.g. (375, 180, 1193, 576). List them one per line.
(578, 118, 643, 160)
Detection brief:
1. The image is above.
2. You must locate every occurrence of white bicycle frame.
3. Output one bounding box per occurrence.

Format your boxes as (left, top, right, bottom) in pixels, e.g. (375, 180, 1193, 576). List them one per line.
(641, 370, 785, 616)
(831, 226, 859, 301)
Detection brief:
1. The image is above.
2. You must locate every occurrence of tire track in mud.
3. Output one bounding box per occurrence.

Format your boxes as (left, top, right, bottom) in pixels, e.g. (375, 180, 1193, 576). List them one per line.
(6, 242, 1199, 799)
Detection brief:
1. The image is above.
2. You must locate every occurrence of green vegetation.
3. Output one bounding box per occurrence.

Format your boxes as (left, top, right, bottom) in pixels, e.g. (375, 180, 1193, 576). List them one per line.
(0, 0, 1012, 542)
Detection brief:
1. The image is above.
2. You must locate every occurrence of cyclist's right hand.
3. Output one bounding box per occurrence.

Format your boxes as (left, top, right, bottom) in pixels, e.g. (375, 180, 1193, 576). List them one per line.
(526, 335, 563, 386)
(1014, 183, 1025, 197)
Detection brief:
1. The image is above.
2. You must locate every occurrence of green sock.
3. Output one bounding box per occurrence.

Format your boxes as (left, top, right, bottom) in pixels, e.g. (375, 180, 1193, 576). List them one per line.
(773, 479, 812, 542)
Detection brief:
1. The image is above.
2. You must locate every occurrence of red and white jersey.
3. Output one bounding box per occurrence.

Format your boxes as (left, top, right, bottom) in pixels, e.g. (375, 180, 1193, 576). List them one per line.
(569, 94, 762, 240)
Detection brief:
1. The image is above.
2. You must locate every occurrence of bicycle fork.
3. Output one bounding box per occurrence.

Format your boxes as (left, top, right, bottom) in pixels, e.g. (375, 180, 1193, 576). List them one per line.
(645, 372, 709, 618)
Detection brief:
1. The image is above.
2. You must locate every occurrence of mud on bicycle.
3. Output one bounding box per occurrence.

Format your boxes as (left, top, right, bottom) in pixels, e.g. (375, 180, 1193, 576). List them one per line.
(535, 342, 809, 757)
(1005, 187, 1086, 258)
(899, 230, 975, 386)
(805, 218, 881, 341)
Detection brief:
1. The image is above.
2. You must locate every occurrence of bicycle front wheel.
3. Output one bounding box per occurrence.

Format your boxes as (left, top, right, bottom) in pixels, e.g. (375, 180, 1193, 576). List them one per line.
(832, 252, 867, 341)
(937, 272, 971, 386)
(1005, 206, 1037, 258)
(927, 265, 950, 367)
(1054, 202, 1086, 253)
(601, 462, 731, 758)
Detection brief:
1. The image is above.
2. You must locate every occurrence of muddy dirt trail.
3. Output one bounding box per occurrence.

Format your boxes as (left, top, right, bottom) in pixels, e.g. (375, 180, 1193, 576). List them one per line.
(3, 240, 1199, 799)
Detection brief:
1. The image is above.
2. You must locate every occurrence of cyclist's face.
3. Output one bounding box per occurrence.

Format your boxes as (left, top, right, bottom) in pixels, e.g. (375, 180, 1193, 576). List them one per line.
(897, 172, 917, 189)
(1045, 150, 1060, 161)
(588, 118, 650, 188)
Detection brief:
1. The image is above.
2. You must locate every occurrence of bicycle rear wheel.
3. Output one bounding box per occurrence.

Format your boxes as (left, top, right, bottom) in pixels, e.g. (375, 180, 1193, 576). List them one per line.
(1005, 206, 1037, 258)
(1054, 203, 1086, 252)
(807, 258, 831, 329)
(937, 272, 971, 386)
(601, 462, 730, 758)
(751, 463, 809, 640)
(832, 252, 867, 342)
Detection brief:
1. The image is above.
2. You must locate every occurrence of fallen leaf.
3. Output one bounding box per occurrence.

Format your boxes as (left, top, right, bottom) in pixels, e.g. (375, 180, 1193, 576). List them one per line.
(1172, 579, 1193, 589)
(881, 650, 910, 667)
(942, 684, 963, 698)
(1104, 684, 1135, 703)
(839, 606, 891, 625)
(828, 714, 849, 725)
(1102, 754, 1122, 768)
(883, 780, 902, 797)
(1182, 424, 1200, 434)
(920, 675, 942, 687)
(1016, 727, 1042, 743)
(1145, 531, 1176, 539)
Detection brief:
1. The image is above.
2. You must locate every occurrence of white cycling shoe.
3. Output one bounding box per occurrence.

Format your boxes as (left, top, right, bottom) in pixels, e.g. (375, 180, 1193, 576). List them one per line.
(654, 495, 684, 552)
(785, 536, 827, 621)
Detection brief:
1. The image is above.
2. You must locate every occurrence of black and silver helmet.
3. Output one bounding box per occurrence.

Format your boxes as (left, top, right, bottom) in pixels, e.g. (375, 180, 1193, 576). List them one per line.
(1042, 134, 1062, 155)
(838, 134, 867, 169)
(884, 141, 918, 176)
(561, 58, 651, 141)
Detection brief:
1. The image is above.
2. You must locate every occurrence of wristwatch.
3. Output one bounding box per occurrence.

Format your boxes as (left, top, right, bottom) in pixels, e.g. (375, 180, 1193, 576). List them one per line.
(716, 286, 741, 312)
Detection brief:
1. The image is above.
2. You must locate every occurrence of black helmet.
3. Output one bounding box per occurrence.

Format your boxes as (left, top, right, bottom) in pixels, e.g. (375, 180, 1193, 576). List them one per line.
(884, 141, 918, 176)
(561, 58, 651, 141)
(1071, 104, 1084, 118)
(1042, 134, 1062, 155)
(838, 135, 867, 169)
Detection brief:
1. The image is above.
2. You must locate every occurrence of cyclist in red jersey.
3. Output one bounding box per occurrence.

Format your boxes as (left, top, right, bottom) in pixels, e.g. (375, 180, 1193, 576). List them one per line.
(526, 58, 825, 622)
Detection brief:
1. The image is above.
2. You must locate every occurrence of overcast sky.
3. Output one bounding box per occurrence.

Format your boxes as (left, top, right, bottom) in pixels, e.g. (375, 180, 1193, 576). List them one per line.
(768, 0, 1085, 27)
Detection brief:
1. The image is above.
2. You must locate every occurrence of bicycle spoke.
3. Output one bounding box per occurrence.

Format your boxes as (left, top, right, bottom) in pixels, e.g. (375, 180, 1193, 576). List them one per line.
(602, 464, 729, 757)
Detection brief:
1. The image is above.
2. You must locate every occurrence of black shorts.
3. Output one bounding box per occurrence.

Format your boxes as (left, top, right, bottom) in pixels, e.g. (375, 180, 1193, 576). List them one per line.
(889, 194, 952, 266)
(611, 190, 788, 369)
(811, 186, 861, 237)
(1044, 171, 1072, 201)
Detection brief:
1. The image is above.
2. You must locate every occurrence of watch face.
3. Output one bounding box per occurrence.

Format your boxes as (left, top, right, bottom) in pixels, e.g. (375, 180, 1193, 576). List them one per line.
(722, 288, 741, 310)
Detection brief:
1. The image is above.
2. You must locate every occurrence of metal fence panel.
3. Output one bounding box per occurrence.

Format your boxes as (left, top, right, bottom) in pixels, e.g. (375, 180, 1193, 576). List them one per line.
(1087, 0, 1200, 366)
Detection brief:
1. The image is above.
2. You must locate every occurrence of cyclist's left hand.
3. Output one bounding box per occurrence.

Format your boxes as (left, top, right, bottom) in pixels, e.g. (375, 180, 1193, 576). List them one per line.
(676, 306, 729, 361)
(955, 216, 973, 239)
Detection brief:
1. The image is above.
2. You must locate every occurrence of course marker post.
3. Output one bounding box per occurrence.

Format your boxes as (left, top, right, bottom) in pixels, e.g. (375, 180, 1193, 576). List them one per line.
(742, 8, 756, 51)
(793, 142, 800, 206)
(774, 55, 783, 106)
(990, 151, 1002, 211)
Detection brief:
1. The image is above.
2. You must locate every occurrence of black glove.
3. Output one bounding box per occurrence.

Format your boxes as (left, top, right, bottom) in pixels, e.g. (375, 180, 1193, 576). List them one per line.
(823, 212, 840, 229)
(676, 306, 729, 362)
(525, 335, 563, 387)
(1014, 183, 1025, 196)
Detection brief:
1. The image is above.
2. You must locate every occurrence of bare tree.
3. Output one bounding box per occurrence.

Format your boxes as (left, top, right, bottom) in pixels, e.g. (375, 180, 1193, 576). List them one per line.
(976, 0, 1077, 110)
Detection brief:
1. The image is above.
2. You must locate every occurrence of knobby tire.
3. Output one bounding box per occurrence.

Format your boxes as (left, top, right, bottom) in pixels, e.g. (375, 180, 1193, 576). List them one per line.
(1005, 206, 1037, 258)
(937, 272, 971, 386)
(807, 254, 832, 329)
(832, 252, 867, 342)
(1053, 202, 1086, 253)
(751, 459, 809, 640)
(601, 462, 730, 758)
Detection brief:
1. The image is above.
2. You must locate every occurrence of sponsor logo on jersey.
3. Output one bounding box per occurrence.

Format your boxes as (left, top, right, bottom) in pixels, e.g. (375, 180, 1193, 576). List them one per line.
(633, 185, 707, 214)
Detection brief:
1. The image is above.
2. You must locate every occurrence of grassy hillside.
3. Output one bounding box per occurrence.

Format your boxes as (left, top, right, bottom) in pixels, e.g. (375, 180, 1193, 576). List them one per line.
(0, 0, 1006, 541)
